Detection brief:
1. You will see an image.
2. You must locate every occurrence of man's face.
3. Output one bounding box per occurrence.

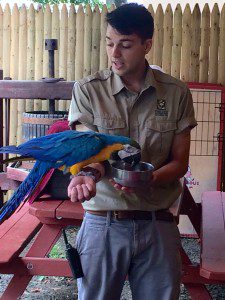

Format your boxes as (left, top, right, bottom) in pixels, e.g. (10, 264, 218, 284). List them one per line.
(106, 25, 152, 78)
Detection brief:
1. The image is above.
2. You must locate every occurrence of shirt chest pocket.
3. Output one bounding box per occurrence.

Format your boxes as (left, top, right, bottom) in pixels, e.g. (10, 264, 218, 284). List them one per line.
(145, 120, 177, 154)
(93, 116, 127, 136)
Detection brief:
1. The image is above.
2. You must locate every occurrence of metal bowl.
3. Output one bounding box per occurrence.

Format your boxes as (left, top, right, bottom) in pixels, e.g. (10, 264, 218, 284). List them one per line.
(110, 161, 154, 188)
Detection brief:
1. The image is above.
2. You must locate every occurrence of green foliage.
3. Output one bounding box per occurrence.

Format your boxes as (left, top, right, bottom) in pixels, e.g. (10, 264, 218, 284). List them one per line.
(31, 0, 105, 8)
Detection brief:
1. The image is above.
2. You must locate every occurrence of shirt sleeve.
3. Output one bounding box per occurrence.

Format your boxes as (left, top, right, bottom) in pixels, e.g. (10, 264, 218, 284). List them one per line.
(175, 86, 198, 134)
(68, 82, 97, 131)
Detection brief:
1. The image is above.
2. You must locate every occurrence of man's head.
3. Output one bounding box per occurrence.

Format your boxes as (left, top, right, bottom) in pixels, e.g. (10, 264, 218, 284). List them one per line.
(106, 3, 154, 78)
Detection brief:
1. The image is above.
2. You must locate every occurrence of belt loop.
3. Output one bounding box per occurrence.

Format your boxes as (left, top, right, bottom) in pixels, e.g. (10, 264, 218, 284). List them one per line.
(106, 211, 111, 226)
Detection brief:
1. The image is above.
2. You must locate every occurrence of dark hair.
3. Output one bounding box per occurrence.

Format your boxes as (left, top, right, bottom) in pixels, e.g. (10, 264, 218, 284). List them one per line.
(106, 3, 154, 40)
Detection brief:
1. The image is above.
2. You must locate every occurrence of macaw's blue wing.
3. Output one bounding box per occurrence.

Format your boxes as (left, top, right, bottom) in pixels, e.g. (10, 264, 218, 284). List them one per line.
(0, 161, 52, 222)
(0, 131, 106, 169)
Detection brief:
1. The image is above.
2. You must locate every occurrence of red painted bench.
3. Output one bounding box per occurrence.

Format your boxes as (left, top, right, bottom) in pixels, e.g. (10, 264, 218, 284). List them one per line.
(200, 191, 225, 281)
(0, 203, 42, 264)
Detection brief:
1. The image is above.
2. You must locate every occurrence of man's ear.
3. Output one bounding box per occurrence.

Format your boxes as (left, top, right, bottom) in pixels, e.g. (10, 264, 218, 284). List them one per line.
(145, 39, 152, 54)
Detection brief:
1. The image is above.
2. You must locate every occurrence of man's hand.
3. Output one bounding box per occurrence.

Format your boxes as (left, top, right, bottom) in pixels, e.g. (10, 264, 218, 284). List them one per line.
(68, 176, 96, 203)
(109, 179, 152, 194)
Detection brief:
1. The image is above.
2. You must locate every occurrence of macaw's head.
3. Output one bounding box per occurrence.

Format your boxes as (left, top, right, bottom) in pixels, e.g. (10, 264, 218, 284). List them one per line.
(98, 133, 141, 165)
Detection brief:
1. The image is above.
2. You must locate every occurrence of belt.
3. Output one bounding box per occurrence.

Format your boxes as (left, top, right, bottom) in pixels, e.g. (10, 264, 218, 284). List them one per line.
(86, 210, 174, 222)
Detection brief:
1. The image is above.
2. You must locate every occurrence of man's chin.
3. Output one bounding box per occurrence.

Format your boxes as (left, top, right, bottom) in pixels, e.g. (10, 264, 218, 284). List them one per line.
(112, 66, 126, 76)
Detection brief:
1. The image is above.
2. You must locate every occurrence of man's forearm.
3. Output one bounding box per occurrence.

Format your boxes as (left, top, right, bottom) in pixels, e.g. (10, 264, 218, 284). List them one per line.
(151, 161, 188, 187)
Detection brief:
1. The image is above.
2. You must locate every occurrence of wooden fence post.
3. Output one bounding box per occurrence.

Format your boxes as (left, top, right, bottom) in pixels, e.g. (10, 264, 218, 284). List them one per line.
(180, 4, 191, 82)
(91, 5, 101, 74)
(34, 5, 44, 110)
(99, 4, 108, 70)
(189, 4, 201, 82)
(218, 4, 225, 85)
(171, 4, 182, 79)
(84, 4, 92, 77)
(208, 4, 220, 83)
(0, 6, 3, 70)
(59, 4, 68, 111)
(162, 4, 173, 74)
(146, 4, 154, 65)
(17, 4, 27, 144)
(199, 4, 210, 83)
(9, 4, 19, 146)
(153, 4, 164, 67)
(26, 4, 35, 112)
(43, 4, 52, 111)
(75, 5, 84, 80)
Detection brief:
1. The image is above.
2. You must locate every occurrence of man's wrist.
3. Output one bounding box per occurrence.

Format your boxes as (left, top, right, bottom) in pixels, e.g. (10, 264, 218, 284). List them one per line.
(71, 166, 102, 183)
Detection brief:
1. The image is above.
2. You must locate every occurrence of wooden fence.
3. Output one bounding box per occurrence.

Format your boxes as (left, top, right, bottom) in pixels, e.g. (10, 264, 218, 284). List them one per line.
(0, 3, 225, 145)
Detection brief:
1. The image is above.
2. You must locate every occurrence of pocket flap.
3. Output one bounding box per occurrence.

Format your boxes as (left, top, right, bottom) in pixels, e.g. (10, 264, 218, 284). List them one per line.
(94, 116, 125, 129)
(146, 120, 177, 132)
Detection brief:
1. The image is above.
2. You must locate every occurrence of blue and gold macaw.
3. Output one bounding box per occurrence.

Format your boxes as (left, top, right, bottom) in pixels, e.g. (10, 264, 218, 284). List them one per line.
(0, 130, 140, 222)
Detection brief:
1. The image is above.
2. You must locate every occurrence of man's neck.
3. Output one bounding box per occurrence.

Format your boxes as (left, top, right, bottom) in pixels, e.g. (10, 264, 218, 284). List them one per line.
(121, 64, 147, 93)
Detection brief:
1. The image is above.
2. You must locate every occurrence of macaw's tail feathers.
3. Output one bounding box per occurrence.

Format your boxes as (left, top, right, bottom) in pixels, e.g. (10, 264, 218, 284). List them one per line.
(0, 161, 50, 222)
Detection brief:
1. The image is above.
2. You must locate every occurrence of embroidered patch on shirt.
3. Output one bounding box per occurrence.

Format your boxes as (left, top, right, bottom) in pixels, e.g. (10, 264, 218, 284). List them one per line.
(155, 99, 168, 116)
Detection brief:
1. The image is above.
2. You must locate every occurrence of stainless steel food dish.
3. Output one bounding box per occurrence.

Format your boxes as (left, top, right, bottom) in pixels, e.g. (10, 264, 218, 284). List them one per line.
(110, 161, 154, 188)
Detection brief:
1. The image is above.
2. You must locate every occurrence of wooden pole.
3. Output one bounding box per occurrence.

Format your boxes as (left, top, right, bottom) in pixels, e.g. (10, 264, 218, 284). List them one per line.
(59, 4, 68, 111)
(83, 4, 92, 77)
(34, 5, 44, 111)
(218, 4, 225, 85)
(9, 4, 19, 146)
(26, 4, 35, 112)
(99, 4, 108, 70)
(75, 5, 84, 80)
(17, 4, 27, 144)
(189, 4, 201, 82)
(146, 4, 154, 65)
(180, 4, 191, 82)
(208, 4, 220, 83)
(199, 4, 210, 83)
(162, 4, 173, 74)
(171, 4, 182, 79)
(153, 4, 164, 67)
(91, 5, 101, 74)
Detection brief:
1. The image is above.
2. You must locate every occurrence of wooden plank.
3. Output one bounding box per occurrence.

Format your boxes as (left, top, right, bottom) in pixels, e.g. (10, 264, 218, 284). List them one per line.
(56, 200, 84, 220)
(0, 204, 30, 238)
(0, 172, 20, 190)
(6, 166, 29, 182)
(29, 200, 63, 218)
(200, 191, 225, 280)
(0, 80, 74, 99)
(0, 209, 41, 263)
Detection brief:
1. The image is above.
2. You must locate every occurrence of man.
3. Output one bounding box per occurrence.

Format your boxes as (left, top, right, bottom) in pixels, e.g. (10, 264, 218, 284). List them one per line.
(68, 3, 197, 300)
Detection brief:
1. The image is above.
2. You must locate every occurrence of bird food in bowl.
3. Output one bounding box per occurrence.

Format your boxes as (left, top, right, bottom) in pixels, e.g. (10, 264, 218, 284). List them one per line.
(110, 161, 154, 188)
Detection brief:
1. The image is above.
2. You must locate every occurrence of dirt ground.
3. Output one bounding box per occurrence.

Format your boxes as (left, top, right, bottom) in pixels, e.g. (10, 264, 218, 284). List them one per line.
(1, 228, 225, 299)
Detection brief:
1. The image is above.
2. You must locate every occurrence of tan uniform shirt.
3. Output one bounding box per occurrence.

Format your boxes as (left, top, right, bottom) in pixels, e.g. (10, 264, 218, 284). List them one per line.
(68, 67, 197, 211)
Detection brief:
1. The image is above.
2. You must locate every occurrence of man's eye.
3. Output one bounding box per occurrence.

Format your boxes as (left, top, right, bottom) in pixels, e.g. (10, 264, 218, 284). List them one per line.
(122, 44, 132, 49)
(106, 44, 113, 47)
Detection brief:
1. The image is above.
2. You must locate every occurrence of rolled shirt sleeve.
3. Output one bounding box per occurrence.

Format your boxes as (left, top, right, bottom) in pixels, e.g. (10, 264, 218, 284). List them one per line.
(68, 82, 97, 131)
(175, 86, 198, 134)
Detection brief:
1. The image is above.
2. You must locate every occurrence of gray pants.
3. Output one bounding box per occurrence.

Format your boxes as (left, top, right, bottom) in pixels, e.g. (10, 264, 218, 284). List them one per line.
(76, 212, 181, 300)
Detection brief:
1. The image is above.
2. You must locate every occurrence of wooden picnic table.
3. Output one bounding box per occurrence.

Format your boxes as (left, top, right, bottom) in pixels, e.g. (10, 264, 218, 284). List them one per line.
(0, 168, 225, 299)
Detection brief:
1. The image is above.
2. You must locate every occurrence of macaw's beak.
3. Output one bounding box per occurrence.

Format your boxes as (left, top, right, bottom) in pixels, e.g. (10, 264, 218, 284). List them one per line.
(117, 144, 141, 166)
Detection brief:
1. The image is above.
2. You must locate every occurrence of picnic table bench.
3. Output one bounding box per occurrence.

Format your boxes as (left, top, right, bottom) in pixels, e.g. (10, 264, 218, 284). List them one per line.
(0, 166, 225, 299)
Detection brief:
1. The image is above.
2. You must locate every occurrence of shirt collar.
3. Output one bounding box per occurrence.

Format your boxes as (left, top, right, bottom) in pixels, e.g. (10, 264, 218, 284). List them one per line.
(110, 63, 162, 96)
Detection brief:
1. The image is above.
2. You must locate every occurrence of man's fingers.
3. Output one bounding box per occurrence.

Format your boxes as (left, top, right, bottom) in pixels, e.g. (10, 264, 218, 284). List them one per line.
(70, 186, 78, 203)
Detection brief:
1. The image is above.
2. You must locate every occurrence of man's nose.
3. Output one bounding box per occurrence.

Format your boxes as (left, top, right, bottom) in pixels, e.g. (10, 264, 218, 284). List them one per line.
(112, 46, 121, 58)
